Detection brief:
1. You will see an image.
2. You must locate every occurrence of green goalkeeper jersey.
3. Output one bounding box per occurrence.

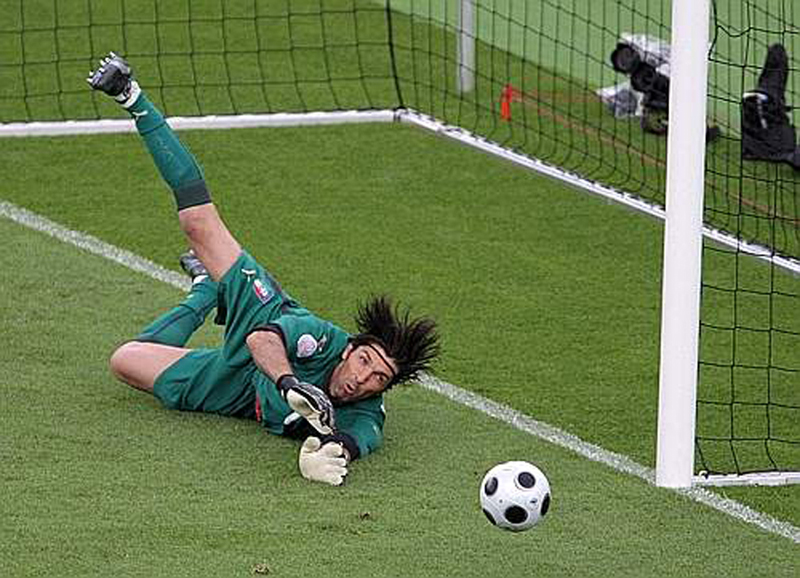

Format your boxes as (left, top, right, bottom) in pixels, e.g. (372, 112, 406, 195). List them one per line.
(251, 307, 386, 459)
(152, 250, 385, 460)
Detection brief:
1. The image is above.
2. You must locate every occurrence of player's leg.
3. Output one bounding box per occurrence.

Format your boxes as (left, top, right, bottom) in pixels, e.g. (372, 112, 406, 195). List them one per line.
(86, 52, 240, 280)
(110, 252, 220, 392)
(136, 266, 218, 346)
(110, 342, 257, 420)
(109, 341, 189, 393)
(176, 204, 240, 281)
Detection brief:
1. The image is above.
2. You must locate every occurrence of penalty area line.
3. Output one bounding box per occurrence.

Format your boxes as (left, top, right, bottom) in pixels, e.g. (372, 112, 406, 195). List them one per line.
(2, 199, 798, 545)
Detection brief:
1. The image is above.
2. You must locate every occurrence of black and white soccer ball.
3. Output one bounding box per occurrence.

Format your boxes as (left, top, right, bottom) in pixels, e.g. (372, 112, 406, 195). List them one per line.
(479, 461, 551, 532)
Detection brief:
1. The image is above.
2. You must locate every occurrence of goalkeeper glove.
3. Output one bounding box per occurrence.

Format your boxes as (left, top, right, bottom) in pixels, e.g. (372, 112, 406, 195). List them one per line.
(277, 375, 335, 436)
(87, 52, 141, 108)
(298, 437, 348, 486)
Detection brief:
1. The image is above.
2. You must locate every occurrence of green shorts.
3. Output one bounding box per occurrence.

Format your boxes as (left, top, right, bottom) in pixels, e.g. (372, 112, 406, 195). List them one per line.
(153, 250, 296, 415)
(153, 348, 258, 417)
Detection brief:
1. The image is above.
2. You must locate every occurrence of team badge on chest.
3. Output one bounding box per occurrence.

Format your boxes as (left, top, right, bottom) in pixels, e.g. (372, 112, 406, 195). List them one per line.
(296, 334, 319, 358)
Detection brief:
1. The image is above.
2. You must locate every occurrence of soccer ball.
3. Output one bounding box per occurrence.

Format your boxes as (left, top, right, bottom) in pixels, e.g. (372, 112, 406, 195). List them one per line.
(479, 461, 551, 532)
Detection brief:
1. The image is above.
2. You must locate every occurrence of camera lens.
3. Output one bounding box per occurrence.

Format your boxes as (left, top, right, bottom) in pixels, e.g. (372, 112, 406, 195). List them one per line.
(610, 43, 640, 74)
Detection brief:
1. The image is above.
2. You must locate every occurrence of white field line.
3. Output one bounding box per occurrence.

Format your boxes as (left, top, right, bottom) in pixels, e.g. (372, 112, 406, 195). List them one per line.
(418, 374, 800, 544)
(0, 201, 190, 292)
(1, 199, 798, 545)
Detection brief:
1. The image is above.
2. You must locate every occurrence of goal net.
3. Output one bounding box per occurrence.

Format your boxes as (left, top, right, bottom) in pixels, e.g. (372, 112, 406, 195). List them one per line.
(696, 0, 800, 485)
(3, 0, 798, 485)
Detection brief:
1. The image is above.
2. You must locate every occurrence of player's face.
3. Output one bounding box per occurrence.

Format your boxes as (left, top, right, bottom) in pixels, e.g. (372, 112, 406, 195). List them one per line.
(327, 343, 397, 404)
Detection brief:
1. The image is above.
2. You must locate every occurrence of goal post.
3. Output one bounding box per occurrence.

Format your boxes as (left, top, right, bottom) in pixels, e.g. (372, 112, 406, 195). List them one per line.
(456, 0, 476, 94)
(655, 0, 710, 489)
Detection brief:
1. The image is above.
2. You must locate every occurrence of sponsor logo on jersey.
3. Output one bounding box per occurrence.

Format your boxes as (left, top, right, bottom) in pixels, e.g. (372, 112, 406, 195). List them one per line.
(253, 279, 274, 304)
(297, 334, 318, 358)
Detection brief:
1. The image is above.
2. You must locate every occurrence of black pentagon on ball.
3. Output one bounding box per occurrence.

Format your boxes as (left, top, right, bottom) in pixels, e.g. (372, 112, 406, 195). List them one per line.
(483, 476, 498, 496)
(504, 505, 528, 525)
(517, 471, 536, 489)
(482, 508, 497, 526)
(541, 493, 551, 517)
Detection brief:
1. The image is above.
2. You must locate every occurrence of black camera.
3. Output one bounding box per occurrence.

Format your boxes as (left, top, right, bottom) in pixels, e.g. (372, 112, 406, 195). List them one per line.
(741, 43, 800, 170)
(609, 41, 719, 141)
(610, 42, 670, 112)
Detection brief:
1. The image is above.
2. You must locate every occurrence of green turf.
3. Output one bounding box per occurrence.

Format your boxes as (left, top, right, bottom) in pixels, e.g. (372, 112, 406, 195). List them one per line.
(2, 0, 800, 563)
(4, 121, 800, 487)
(1, 208, 799, 577)
(1, 121, 799, 572)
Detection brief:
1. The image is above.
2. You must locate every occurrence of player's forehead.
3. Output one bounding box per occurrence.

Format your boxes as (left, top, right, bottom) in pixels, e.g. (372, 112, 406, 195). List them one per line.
(353, 342, 398, 377)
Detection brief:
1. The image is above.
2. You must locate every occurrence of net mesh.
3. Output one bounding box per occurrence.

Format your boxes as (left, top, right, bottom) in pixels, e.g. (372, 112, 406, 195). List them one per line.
(0, 0, 398, 121)
(697, 0, 800, 476)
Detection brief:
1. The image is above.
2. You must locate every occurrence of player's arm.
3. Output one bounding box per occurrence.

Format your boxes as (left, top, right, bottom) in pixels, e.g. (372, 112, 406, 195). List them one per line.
(246, 330, 336, 435)
(296, 402, 384, 486)
(245, 327, 294, 378)
(334, 400, 385, 460)
(246, 330, 343, 485)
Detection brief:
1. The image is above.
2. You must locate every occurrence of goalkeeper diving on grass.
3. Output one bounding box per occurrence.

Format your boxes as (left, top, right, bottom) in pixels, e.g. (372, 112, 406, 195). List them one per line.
(88, 52, 440, 486)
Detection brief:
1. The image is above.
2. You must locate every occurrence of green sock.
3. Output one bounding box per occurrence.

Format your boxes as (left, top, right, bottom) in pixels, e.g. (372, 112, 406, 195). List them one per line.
(127, 93, 211, 210)
(136, 278, 218, 346)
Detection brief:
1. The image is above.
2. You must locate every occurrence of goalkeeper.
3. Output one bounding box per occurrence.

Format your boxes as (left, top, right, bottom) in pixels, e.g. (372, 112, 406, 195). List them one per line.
(88, 52, 440, 486)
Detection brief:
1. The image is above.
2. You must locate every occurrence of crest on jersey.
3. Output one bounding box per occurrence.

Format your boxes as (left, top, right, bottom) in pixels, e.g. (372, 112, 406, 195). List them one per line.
(253, 279, 274, 304)
(297, 334, 318, 358)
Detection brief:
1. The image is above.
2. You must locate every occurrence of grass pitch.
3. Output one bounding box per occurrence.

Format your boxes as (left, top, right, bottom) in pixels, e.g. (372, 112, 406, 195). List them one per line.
(1, 122, 799, 577)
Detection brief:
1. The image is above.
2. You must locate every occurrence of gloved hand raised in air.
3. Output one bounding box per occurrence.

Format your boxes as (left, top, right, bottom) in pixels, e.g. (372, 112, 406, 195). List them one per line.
(86, 51, 141, 107)
(277, 374, 335, 435)
(298, 436, 348, 486)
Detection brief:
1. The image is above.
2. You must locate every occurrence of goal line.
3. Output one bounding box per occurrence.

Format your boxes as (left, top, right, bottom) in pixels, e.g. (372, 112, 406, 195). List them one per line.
(7, 108, 797, 281)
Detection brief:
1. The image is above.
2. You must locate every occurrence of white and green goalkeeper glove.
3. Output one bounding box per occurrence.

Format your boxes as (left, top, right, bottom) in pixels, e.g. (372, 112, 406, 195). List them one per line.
(277, 375, 336, 436)
(298, 437, 348, 486)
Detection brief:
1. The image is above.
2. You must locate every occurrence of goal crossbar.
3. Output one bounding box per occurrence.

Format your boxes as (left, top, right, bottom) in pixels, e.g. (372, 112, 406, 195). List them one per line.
(0, 110, 397, 137)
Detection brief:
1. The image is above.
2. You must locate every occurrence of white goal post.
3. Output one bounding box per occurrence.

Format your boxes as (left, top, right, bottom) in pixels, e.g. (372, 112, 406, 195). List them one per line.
(654, 0, 800, 488)
(654, 0, 710, 489)
(457, 0, 476, 94)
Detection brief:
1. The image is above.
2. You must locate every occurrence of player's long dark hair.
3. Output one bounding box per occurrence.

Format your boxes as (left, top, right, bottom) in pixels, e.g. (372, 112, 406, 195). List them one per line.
(351, 295, 440, 386)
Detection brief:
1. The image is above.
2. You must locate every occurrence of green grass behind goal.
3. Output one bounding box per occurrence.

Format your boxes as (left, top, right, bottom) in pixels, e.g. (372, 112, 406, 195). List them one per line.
(1, 122, 799, 576)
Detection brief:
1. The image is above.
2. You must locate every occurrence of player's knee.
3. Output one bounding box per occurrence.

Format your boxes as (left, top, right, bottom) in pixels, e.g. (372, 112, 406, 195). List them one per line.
(177, 206, 212, 241)
(109, 341, 188, 394)
(109, 341, 146, 387)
